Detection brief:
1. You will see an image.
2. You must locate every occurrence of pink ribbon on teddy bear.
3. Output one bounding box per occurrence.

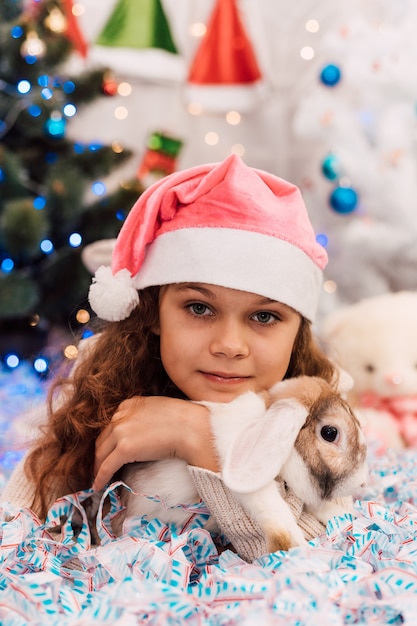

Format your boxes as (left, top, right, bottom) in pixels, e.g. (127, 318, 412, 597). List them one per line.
(360, 392, 417, 447)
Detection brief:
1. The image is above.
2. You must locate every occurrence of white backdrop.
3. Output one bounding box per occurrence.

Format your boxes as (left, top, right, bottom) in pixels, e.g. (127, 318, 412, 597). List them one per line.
(65, 0, 360, 182)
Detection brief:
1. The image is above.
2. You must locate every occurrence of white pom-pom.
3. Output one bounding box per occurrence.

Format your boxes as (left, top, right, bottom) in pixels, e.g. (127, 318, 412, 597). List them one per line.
(88, 266, 139, 321)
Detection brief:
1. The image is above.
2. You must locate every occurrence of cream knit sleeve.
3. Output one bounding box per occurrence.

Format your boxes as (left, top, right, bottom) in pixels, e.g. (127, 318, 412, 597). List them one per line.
(188, 465, 325, 562)
(1, 454, 68, 517)
(1, 457, 36, 511)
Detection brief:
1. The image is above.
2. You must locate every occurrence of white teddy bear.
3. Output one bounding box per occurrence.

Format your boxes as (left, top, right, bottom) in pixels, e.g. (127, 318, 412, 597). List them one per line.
(321, 291, 417, 452)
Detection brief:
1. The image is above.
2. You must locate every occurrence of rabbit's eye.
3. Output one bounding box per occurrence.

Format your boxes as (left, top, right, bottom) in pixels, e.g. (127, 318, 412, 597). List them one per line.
(320, 425, 338, 443)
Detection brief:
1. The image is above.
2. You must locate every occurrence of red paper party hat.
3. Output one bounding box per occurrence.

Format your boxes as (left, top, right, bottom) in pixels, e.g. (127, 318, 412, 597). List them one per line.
(186, 0, 265, 112)
(62, 0, 88, 58)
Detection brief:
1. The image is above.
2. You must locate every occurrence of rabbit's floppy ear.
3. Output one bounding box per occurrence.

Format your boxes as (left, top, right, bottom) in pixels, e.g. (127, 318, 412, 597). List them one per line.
(222, 398, 309, 494)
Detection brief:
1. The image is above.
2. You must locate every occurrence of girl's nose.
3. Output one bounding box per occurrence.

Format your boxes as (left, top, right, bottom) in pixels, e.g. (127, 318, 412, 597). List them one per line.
(210, 320, 249, 358)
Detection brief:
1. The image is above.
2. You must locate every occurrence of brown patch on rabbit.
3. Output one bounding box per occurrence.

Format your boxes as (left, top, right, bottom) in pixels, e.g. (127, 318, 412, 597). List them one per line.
(265, 526, 294, 553)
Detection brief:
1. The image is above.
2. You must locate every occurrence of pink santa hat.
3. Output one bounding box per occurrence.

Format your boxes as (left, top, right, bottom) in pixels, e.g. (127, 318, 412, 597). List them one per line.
(88, 154, 327, 322)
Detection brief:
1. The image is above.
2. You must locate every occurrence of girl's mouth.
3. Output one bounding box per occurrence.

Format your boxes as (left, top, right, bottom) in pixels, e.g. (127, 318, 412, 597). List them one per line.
(200, 371, 251, 384)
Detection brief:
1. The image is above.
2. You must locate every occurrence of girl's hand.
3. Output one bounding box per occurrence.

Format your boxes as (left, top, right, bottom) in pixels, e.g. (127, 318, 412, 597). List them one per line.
(92, 396, 219, 491)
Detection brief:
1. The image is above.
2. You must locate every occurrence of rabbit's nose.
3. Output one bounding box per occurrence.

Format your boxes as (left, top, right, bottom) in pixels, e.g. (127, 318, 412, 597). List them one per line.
(384, 372, 403, 386)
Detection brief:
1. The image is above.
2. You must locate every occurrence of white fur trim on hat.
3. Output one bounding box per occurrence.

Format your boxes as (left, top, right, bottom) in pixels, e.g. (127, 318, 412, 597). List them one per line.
(89, 266, 139, 322)
(88, 227, 323, 323)
(133, 228, 322, 322)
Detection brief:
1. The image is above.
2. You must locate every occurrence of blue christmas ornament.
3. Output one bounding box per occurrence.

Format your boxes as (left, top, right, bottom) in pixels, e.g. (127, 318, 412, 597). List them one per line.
(329, 186, 358, 214)
(321, 154, 340, 181)
(320, 63, 342, 87)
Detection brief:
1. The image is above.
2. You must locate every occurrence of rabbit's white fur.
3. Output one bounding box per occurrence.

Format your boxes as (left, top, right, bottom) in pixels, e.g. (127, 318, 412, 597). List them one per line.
(114, 376, 368, 553)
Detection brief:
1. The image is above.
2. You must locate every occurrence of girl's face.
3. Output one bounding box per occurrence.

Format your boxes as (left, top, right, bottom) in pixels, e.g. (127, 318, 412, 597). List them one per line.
(154, 283, 301, 403)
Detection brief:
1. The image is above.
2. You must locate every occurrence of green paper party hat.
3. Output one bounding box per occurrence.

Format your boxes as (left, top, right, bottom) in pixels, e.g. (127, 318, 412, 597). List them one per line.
(96, 0, 177, 54)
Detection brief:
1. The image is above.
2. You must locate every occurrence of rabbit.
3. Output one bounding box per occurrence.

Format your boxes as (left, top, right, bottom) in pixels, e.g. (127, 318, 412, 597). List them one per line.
(109, 375, 368, 554)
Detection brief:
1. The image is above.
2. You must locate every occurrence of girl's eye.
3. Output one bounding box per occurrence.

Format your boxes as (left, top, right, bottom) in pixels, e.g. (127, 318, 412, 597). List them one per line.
(252, 311, 278, 324)
(188, 303, 212, 316)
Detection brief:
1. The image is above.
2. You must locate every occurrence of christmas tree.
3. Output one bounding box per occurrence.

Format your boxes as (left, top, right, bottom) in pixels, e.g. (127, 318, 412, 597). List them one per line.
(292, 2, 417, 316)
(0, 0, 141, 359)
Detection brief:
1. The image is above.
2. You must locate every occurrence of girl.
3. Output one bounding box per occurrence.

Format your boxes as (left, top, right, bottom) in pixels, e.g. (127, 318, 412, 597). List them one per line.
(2, 154, 337, 562)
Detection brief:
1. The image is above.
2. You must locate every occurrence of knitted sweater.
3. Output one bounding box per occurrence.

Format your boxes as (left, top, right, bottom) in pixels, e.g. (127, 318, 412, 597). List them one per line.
(1, 456, 325, 563)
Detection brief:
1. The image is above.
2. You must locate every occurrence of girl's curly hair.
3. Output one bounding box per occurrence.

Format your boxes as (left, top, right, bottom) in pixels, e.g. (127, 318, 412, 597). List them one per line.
(24, 286, 337, 518)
